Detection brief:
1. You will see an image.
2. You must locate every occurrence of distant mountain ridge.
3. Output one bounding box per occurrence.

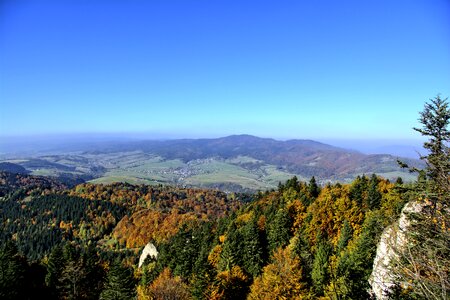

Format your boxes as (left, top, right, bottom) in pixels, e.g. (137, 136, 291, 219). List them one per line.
(84, 134, 422, 180)
(0, 135, 423, 191)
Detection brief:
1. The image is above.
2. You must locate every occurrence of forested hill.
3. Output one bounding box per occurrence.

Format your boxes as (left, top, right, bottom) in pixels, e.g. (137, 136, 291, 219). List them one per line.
(0, 171, 67, 199)
(0, 170, 412, 299)
(88, 134, 422, 178)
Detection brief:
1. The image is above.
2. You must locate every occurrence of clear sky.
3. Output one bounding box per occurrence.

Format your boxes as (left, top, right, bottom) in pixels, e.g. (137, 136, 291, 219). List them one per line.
(1, 0, 449, 140)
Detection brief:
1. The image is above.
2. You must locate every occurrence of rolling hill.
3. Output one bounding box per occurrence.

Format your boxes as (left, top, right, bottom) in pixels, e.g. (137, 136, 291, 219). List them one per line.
(0, 135, 422, 191)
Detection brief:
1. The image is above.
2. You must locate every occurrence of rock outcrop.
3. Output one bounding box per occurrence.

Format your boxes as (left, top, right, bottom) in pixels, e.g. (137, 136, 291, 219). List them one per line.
(138, 242, 159, 268)
(369, 201, 424, 299)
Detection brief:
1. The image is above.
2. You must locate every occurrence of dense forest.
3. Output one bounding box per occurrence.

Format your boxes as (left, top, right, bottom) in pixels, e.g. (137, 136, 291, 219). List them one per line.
(1, 96, 449, 299)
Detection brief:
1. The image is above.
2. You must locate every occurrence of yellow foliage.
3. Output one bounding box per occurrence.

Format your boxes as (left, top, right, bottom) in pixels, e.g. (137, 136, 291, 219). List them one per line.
(219, 235, 226, 243)
(306, 184, 363, 247)
(236, 211, 254, 225)
(208, 245, 222, 268)
(210, 265, 250, 299)
(287, 200, 306, 232)
(248, 247, 307, 300)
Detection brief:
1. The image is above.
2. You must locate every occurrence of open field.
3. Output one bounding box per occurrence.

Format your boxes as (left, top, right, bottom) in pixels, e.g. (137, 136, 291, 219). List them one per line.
(0, 136, 423, 192)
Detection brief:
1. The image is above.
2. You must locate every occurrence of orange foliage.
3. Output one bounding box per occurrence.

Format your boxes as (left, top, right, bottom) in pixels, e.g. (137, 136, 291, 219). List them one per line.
(137, 268, 191, 300)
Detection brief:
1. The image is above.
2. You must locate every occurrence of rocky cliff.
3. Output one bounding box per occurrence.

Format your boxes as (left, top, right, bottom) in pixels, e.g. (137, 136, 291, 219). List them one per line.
(369, 200, 424, 299)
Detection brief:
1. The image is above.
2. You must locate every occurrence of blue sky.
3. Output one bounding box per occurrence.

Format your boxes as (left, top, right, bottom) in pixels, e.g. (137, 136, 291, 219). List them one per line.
(1, 0, 449, 141)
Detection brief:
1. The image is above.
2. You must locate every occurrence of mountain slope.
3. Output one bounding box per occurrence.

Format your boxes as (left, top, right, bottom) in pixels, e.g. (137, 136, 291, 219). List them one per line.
(1, 135, 422, 191)
(91, 134, 421, 179)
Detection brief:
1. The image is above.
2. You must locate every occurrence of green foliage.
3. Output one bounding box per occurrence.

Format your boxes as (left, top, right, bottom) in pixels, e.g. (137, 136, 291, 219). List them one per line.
(219, 222, 243, 271)
(312, 239, 331, 295)
(349, 175, 368, 206)
(241, 218, 264, 277)
(45, 244, 64, 297)
(308, 176, 320, 199)
(0, 240, 26, 300)
(414, 95, 450, 206)
(367, 174, 382, 210)
(337, 219, 353, 252)
(100, 260, 136, 300)
(335, 212, 385, 299)
(0, 151, 425, 300)
(267, 209, 291, 253)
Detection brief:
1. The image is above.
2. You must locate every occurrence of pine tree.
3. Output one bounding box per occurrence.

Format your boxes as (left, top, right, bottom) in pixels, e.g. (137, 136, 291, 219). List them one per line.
(337, 219, 352, 252)
(392, 96, 450, 298)
(349, 175, 368, 206)
(311, 240, 331, 296)
(308, 176, 320, 200)
(219, 222, 243, 271)
(336, 212, 384, 299)
(45, 244, 65, 298)
(100, 260, 136, 300)
(80, 244, 104, 300)
(367, 174, 382, 210)
(267, 209, 291, 253)
(413, 95, 450, 207)
(0, 240, 26, 300)
(241, 218, 264, 277)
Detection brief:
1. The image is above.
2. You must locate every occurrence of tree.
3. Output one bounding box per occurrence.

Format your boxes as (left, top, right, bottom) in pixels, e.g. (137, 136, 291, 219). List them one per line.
(60, 258, 86, 300)
(349, 175, 368, 207)
(207, 265, 248, 300)
(308, 176, 320, 200)
(367, 174, 382, 210)
(335, 212, 384, 299)
(241, 218, 264, 278)
(413, 95, 450, 207)
(100, 260, 136, 300)
(45, 244, 65, 298)
(392, 96, 450, 299)
(137, 268, 191, 300)
(267, 209, 291, 253)
(218, 222, 243, 272)
(337, 220, 352, 252)
(311, 239, 331, 296)
(248, 246, 307, 299)
(80, 244, 105, 300)
(0, 240, 26, 300)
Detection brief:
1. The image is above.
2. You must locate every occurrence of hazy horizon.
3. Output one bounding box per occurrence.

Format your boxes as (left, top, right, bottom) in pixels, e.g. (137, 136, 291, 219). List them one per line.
(0, 132, 425, 159)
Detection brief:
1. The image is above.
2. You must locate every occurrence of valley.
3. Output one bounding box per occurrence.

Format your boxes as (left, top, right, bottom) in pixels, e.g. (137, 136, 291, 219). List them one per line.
(0, 135, 421, 192)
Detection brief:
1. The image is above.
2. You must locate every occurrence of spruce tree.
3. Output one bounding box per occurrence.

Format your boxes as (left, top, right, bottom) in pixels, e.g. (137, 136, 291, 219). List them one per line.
(80, 244, 104, 300)
(241, 218, 264, 277)
(413, 95, 450, 207)
(219, 222, 243, 271)
(45, 244, 65, 298)
(349, 175, 368, 206)
(393, 96, 450, 298)
(337, 219, 353, 252)
(100, 260, 136, 300)
(367, 174, 382, 210)
(0, 240, 26, 300)
(267, 209, 291, 253)
(311, 240, 331, 296)
(308, 176, 320, 199)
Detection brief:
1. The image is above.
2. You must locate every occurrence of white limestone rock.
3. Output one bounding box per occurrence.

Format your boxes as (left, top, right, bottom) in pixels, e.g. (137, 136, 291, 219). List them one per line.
(369, 201, 424, 299)
(138, 242, 159, 268)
